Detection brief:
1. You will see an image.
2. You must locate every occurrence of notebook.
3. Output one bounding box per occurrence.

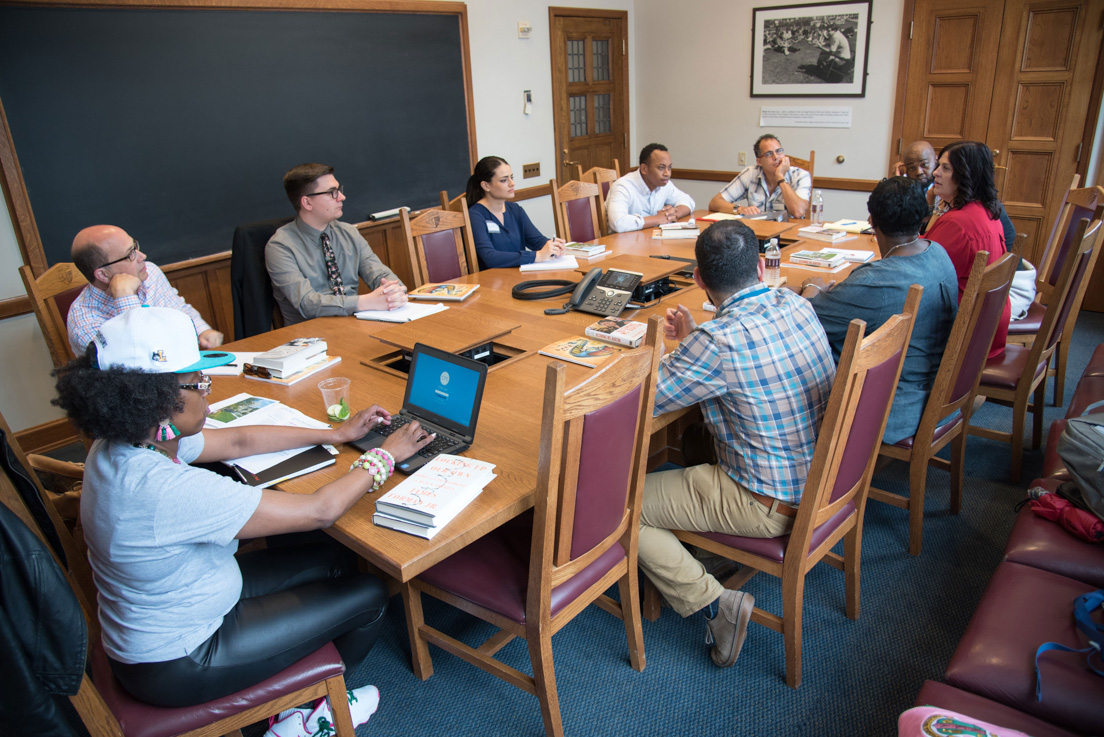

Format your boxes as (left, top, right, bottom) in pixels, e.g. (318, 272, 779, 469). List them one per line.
(350, 343, 488, 473)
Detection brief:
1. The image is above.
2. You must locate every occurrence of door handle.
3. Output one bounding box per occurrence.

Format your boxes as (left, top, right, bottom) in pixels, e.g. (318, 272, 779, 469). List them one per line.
(562, 149, 579, 167)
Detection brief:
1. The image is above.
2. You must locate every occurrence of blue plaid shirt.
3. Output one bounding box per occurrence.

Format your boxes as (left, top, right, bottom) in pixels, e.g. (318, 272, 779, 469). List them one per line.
(654, 284, 835, 503)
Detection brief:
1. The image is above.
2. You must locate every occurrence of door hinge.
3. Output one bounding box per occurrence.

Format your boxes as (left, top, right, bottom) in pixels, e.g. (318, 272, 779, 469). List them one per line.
(1075, 142, 1083, 162)
(897, 138, 902, 155)
(622, 39, 626, 55)
(909, 22, 913, 40)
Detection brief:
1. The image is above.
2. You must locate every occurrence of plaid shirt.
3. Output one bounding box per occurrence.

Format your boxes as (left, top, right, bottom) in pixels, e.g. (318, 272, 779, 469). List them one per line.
(67, 263, 212, 355)
(717, 165, 812, 213)
(654, 284, 835, 503)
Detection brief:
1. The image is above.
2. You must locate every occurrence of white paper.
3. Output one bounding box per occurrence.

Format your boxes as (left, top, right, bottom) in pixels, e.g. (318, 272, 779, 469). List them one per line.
(519, 255, 579, 272)
(759, 106, 852, 129)
(204, 393, 332, 473)
(355, 302, 448, 322)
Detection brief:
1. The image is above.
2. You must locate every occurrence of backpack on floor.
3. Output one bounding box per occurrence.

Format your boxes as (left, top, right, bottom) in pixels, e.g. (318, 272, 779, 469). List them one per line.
(1057, 410, 1104, 523)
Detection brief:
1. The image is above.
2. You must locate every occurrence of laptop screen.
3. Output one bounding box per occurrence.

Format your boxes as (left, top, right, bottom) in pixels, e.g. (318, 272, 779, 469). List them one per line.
(406, 349, 483, 428)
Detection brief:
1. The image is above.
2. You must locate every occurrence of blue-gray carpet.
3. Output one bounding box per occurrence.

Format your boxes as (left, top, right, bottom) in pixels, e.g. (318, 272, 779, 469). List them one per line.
(335, 313, 1104, 737)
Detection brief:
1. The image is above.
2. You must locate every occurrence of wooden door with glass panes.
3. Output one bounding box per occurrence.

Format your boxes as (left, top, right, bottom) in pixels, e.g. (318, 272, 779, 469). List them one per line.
(551, 10, 629, 184)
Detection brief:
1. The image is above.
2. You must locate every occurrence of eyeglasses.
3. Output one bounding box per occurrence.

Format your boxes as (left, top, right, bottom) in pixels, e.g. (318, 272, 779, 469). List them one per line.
(304, 184, 344, 200)
(178, 374, 212, 396)
(759, 148, 785, 160)
(242, 363, 272, 379)
(97, 240, 141, 270)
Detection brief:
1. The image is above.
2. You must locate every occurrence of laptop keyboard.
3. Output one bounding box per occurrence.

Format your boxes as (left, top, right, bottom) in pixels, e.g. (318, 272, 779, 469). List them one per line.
(376, 414, 461, 457)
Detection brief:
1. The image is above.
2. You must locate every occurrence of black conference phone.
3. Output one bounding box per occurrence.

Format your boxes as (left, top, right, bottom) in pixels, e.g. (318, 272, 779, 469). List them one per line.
(564, 267, 644, 317)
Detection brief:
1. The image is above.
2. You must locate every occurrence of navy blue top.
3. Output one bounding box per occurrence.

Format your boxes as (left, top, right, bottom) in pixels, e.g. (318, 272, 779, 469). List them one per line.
(469, 200, 549, 268)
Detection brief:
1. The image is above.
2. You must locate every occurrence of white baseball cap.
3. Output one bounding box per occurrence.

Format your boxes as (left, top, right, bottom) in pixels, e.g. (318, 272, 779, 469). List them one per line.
(93, 306, 234, 374)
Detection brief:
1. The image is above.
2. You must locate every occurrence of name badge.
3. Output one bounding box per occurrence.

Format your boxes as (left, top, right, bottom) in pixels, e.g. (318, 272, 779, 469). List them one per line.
(486, 221, 501, 234)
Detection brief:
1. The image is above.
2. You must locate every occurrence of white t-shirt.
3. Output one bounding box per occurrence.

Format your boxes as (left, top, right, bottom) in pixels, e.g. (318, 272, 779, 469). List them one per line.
(82, 433, 262, 663)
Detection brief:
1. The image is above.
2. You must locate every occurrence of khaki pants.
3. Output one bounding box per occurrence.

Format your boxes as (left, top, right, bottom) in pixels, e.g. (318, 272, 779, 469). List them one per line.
(638, 464, 793, 617)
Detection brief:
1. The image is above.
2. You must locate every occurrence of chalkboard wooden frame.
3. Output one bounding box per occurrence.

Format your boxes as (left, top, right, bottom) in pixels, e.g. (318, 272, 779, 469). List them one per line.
(0, 0, 477, 276)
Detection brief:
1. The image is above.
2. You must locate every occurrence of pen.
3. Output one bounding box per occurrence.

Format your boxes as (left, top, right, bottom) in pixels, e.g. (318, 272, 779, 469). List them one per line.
(651, 254, 671, 260)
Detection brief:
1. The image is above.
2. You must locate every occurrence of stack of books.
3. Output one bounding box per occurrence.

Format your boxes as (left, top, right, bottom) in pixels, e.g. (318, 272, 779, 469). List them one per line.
(564, 242, 608, 258)
(372, 455, 497, 539)
(796, 225, 857, 243)
(245, 338, 339, 385)
(651, 222, 700, 239)
(788, 250, 848, 269)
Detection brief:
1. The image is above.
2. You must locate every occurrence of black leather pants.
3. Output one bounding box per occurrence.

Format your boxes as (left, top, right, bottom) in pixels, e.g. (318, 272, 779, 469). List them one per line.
(108, 539, 388, 707)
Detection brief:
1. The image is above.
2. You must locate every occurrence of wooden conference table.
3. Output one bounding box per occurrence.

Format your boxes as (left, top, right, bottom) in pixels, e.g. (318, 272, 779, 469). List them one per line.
(211, 213, 878, 583)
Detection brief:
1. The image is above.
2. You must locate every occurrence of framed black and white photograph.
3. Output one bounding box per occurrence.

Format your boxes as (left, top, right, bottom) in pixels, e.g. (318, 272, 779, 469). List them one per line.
(751, 0, 872, 97)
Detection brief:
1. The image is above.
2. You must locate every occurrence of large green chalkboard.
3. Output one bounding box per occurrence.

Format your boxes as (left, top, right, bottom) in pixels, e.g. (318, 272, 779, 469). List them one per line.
(0, 4, 473, 266)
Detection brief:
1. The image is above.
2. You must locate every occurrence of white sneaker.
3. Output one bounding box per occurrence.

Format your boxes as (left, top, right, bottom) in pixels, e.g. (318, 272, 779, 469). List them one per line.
(265, 684, 380, 737)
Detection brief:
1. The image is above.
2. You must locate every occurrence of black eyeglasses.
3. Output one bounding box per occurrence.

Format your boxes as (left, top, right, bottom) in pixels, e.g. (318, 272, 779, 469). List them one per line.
(304, 185, 344, 200)
(97, 240, 141, 270)
(178, 374, 212, 396)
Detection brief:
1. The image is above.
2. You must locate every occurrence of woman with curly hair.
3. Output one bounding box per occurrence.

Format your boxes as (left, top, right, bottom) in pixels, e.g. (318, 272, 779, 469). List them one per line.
(53, 307, 432, 709)
(924, 140, 1010, 358)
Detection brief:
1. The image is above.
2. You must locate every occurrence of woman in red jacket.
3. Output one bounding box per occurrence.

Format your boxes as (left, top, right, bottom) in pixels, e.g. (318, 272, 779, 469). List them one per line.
(925, 140, 1010, 358)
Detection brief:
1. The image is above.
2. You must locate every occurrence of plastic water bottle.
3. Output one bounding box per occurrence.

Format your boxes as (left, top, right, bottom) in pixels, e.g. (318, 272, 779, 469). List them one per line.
(810, 190, 824, 225)
(765, 238, 781, 285)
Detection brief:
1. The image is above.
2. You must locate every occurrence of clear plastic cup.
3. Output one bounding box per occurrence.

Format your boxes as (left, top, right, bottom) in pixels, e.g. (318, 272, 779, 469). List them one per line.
(318, 377, 351, 422)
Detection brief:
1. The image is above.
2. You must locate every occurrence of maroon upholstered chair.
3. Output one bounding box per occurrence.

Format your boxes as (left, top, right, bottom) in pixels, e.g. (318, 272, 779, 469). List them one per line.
(1008, 182, 1103, 404)
(577, 163, 620, 235)
(944, 562, 1104, 735)
(869, 250, 1018, 555)
(401, 317, 663, 737)
(970, 218, 1104, 482)
(551, 179, 603, 243)
(649, 287, 921, 688)
(0, 409, 358, 737)
(401, 203, 479, 287)
(19, 262, 88, 367)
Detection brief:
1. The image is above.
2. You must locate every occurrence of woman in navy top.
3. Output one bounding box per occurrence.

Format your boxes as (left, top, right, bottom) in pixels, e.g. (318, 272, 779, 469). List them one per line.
(467, 156, 565, 269)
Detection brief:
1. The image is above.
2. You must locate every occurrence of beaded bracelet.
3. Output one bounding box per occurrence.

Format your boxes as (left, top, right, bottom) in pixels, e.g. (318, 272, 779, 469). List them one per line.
(366, 448, 395, 476)
(350, 451, 388, 491)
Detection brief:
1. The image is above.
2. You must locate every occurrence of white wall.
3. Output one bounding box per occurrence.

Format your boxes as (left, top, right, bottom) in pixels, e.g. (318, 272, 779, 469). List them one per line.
(635, 0, 905, 220)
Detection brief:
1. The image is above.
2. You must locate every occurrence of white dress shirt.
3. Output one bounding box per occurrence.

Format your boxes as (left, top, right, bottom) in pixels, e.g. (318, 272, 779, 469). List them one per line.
(605, 170, 696, 233)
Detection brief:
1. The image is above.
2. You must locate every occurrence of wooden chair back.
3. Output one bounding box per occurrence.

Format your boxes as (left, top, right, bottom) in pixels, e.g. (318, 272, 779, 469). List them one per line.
(439, 189, 465, 211)
(799, 286, 920, 528)
(1033, 218, 1103, 365)
(534, 317, 663, 584)
(578, 164, 621, 236)
(1036, 184, 1103, 301)
(19, 263, 87, 367)
(925, 250, 1020, 438)
(788, 150, 816, 185)
(401, 204, 479, 287)
(551, 179, 602, 243)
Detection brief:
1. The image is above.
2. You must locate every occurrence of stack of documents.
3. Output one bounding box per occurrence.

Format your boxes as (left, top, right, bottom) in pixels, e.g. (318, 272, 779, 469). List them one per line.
(355, 302, 448, 322)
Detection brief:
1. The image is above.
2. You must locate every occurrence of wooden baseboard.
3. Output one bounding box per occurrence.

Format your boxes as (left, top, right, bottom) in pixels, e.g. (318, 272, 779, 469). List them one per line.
(15, 417, 81, 454)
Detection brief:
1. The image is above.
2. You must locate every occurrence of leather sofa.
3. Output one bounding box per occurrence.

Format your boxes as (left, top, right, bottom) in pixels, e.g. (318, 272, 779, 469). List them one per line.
(912, 345, 1104, 735)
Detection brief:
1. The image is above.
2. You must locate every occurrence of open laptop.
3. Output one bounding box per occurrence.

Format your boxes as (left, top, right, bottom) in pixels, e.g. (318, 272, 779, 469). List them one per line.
(351, 343, 488, 474)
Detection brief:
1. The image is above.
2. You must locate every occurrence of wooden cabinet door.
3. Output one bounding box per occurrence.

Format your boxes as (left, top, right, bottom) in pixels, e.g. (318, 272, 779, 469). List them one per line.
(899, 0, 1005, 153)
(986, 0, 1102, 265)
